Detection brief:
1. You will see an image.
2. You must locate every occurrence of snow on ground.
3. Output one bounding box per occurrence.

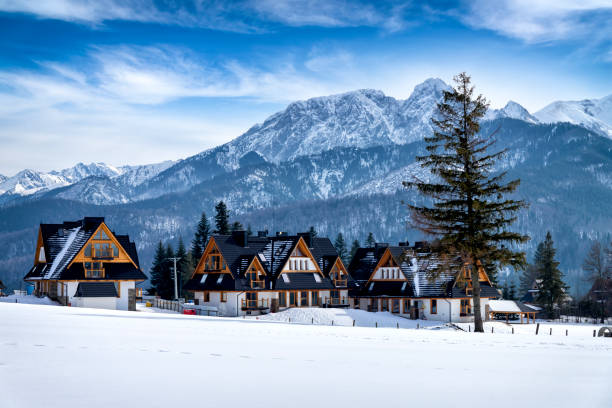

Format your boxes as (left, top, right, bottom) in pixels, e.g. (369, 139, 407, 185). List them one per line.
(455, 320, 608, 338)
(249, 307, 445, 329)
(1, 303, 611, 408)
(0, 294, 59, 305)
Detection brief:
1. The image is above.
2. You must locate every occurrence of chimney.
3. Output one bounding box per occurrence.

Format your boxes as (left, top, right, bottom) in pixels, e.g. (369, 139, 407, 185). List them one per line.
(297, 232, 314, 248)
(398, 241, 410, 247)
(232, 230, 248, 247)
(413, 241, 426, 249)
(257, 230, 268, 238)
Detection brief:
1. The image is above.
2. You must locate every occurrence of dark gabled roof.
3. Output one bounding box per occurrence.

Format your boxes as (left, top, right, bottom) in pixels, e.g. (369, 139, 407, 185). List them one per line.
(348, 242, 499, 299)
(24, 217, 145, 282)
(184, 273, 238, 291)
(274, 272, 334, 290)
(74, 282, 118, 297)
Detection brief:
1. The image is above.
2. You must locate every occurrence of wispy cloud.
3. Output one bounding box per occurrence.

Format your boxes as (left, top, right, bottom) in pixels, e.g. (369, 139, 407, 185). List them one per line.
(0, 0, 418, 32)
(456, 0, 612, 44)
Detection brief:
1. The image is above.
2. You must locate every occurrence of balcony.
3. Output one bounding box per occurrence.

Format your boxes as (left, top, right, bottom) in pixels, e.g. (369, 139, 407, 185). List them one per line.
(322, 297, 349, 308)
(249, 279, 265, 289)
(333, 278, 348, 287)
(92, 250, 114, 260)
(241, 299, 269, 310)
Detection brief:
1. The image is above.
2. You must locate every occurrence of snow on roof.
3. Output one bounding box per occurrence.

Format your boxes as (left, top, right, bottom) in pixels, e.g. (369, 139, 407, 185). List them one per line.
(488, 300, 521, 313)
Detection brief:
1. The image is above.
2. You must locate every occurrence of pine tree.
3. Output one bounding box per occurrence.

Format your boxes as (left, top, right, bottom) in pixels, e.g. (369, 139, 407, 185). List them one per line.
(230, 221, 244, 232)
(214, 201, 230, 234)
(176, 237, 192, 299)
(536, 232, 567, 317)
(366, 232, 375, 248)
(520, 242, 545, 297)
(191, 212, 210, 263)
(502, 282, 510, 299)
(509, 281, 517, 300)
(403, 72, 529, 333)
(334, 233, 348, 264)
(308, 226, 317, 238)
(150, 241, 174, 300)
(247, 224, 253, 236)
(350, 239, 361, 262)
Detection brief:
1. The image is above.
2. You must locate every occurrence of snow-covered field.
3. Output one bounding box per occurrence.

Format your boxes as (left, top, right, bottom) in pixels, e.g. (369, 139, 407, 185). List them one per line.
(0, 294, 58, 305)
(1, 303, 611, 408)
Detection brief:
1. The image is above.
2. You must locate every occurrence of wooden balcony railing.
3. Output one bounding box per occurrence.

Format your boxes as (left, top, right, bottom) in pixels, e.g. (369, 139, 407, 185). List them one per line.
(249, 279, 265, 289)
(333, 279, 348, 287)
(241, 299, 269, 310)
(322, 297, 349, 307)
(93, 250, 114, 259)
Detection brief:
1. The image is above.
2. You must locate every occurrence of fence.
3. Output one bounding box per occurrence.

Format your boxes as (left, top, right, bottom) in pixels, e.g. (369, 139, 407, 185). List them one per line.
(150, 298, 218, 317)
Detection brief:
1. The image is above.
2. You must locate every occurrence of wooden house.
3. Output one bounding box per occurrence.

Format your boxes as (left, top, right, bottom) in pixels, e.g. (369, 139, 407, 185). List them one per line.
(184, 231, 353, 316)
(24, 217, 146, 310)
(347, 242, 499, 322)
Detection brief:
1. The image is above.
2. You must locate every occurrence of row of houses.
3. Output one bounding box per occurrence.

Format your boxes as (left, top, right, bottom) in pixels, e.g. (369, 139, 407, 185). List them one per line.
(24, 217, 502, 322)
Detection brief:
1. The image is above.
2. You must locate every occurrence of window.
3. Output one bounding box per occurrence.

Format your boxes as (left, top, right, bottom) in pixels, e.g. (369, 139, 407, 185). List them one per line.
(311, 291, 319, 306)
(370, 299, 378, 312)
(84, 262, 103, 278)
(204, 292, 210, 302)
(402, 299, 410, 314)
(430, 299, 437, 314)
(279, 292, 287, 307)
(301, 291, 309, 307)
(381, 299, 389, 312)
(392, 299, 400, 313)
(460, 299, 471, 315)
(221, 292, 227, 303)
(289, 292, 297, 307)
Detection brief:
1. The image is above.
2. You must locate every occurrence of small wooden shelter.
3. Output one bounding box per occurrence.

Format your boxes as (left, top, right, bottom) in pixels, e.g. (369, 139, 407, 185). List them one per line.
(487, 300, 538, 324)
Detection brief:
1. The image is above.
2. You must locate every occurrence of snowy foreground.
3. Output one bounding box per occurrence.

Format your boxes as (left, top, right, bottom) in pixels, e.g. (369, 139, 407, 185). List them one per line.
(1, 303, 611, 408)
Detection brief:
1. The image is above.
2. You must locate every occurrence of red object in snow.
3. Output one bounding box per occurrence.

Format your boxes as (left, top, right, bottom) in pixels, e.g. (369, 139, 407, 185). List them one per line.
(183, 309, 196, 315)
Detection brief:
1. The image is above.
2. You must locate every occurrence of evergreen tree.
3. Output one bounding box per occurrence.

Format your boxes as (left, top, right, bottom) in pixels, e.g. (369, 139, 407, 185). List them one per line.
(150, 241, 174, 300)
(214, 201, 230, 234)
(230, 221, 244, 232)
(191, 212, 210, 263)
(247, 224, 253, 236)
(520, 242, 545, 296)
(308, 226, 318, 238)
(334, 233, 348, 264)
(509, 281, 517, 300)
(536, 232, 567, 317)
(403, 72, 529, 332)
(366, 232, 375, 248)
(176, 237, 192, 299)
(350, 239, 361, 262)
(502, 282, 510, 299)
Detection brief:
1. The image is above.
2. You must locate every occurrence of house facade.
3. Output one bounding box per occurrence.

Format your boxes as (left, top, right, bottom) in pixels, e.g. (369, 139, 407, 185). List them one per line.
(348, 242, 500, 323)
(185, 231, 353, 316)
(24, 217, 147, 310)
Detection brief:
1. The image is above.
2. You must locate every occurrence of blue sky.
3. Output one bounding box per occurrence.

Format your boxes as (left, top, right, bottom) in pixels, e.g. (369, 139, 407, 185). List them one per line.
(0, 0, 611, 175)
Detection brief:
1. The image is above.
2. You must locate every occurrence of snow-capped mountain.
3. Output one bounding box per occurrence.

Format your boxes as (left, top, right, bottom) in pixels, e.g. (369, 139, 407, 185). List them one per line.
(535, 94, 612, 139)
(0, 160, 175, 205)
(485, 101, 539, 124)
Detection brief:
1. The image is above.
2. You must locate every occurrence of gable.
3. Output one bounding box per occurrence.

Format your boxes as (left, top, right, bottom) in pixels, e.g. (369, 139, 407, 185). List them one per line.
(69, 222, 137, 269)
(454, 261, 493, 290)
(280, 237, 323, 275)
(193, 237, 233, 276)
(369, 248, 408, 281)
(34, 228, 45, 264)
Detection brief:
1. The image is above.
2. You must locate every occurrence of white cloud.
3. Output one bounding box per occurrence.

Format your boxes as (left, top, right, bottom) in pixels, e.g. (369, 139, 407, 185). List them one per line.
(457, 0, 612, 43)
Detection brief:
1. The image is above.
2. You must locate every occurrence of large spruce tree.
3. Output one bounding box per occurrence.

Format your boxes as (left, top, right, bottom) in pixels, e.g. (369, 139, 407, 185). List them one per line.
(150, 241, 174, 300)
(536, 232, 567, 317)
(366, 232, 375, 248)
(520, 242, 544, 296)
(176, 236, 193, 299)
(350, 239, 361, 261)
(191, 212, 210, 262)
(214, 201, 230, 234)
(403, 72, 529, 333)
(334, 233, 348, 264)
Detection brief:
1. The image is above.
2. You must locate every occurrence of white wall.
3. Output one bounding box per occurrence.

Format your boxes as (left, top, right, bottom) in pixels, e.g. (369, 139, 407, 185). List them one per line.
(74, 297, 117, 310)
(59, 280, 135, 311)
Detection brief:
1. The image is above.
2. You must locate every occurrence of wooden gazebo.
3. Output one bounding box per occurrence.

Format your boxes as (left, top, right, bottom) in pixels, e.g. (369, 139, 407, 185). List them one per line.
(487, 300, 538, 324)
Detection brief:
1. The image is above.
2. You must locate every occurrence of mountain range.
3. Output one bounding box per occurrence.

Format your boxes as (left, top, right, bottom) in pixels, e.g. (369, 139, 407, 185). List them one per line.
(0, 78, 610, 294)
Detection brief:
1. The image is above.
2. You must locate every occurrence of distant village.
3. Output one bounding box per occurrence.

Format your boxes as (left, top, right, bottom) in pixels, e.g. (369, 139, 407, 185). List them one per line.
(13, 202, 610, 325)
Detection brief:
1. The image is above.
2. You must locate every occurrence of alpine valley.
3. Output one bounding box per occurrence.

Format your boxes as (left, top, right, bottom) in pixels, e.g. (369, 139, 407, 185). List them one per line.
(1, 78, 611, 292)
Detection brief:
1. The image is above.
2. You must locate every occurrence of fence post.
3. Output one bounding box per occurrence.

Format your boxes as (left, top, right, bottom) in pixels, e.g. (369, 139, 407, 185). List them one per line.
(512, 327, 514, 334)
(566, 329, 568, 336)
(417, 323, 419, 329)
(549, 328, 552, 336)
(375, 322, 378, 328)
(593, 330, 596, 337)
(491, 327, 494, 333)
(353, 320, 355, 327)
(312, 317, 314, 324)
(397, 323, 399, 329)
(536, 323, 540, 335)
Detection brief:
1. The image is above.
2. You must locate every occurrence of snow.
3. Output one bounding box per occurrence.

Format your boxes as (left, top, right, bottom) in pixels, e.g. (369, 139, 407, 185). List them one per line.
(0, 294, 59, 305)
(2, 302, 611, 408)
(488, 300, 521, 313)
(535, 95, 612, 139)
(247, 307, 444, 329)
(44, 226, 80, 279)
(455, 320, 608, 339)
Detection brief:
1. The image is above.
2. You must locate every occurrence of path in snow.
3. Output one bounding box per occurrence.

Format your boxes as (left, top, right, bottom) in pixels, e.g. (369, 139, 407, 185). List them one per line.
(1, 303, 611, 408)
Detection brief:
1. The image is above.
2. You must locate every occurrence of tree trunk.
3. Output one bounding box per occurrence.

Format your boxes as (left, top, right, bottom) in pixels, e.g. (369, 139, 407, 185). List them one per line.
(471, 262, 484, 332)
